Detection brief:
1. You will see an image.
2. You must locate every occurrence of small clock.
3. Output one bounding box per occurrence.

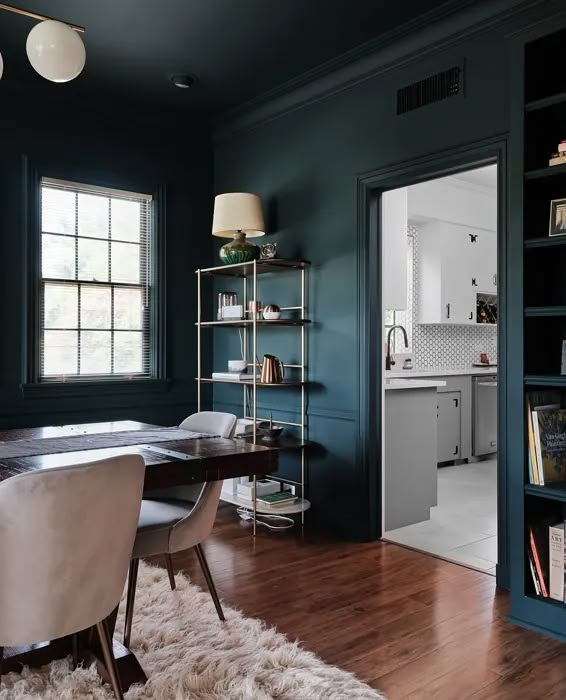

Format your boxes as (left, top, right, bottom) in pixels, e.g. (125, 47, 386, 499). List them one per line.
(260, 242, 278, 260)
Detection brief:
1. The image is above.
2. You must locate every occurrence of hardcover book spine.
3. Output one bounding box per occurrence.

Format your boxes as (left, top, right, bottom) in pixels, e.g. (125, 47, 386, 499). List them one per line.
(549, 524, 565, 602)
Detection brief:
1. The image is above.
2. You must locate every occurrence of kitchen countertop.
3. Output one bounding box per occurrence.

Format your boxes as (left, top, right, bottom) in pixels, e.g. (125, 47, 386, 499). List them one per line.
(387, 367, 497, 379)
(385, 378, 447, 391)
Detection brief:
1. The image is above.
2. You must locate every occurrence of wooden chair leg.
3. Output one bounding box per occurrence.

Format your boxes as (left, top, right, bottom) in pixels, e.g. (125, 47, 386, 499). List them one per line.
(96, 618, 123, 700)
(123, 558, 139, 648)
(195, 543, 225, 622)
(165, 553, 176, 590)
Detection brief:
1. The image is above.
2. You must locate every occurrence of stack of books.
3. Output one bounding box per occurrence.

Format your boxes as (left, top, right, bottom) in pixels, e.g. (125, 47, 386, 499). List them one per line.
(526, 392, 566, 485)
(528, 518, 566, 602)
(256, 491, 298, 509)
(549, 140, 566, 166)
(211, 372, 257, 382)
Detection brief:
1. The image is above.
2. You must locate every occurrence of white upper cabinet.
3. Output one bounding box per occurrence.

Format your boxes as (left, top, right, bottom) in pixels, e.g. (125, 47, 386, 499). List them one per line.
(417, 221, 496, 325)
(382, 187, 408, 311)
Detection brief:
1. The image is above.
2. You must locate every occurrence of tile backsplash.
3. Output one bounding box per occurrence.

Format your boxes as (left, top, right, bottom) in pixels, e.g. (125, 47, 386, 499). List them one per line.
(391, 225, 497, 370)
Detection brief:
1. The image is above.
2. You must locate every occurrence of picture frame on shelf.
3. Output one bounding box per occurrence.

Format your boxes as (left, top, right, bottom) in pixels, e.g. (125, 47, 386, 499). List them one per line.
(549, 198, 566, 236)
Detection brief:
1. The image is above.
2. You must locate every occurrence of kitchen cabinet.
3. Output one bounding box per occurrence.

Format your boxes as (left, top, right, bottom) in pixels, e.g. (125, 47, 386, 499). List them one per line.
(382, 187, 408, 310)
(437, 391, 462, 462)
(417, 221, 496, 325)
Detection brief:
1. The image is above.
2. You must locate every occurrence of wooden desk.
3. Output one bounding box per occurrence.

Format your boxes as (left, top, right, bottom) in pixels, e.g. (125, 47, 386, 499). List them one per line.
(0, 420, 279, 690)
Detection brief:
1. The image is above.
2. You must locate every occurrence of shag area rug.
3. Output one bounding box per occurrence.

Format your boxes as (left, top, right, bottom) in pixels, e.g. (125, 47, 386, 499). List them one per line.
(0, 561, 384, 699)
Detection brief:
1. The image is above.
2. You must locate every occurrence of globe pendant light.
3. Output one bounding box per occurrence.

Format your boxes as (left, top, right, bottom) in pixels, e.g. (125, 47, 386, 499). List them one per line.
(26, 19, 85, 83)
(0, 52, 3, 80)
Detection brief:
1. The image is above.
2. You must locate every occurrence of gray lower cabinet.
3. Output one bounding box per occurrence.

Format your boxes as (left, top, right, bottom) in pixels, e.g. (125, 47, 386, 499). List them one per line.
(437, 391, 462, 462)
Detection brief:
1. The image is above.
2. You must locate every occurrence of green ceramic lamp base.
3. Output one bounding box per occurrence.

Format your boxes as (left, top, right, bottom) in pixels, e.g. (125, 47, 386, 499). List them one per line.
(219, 230, 260, 264)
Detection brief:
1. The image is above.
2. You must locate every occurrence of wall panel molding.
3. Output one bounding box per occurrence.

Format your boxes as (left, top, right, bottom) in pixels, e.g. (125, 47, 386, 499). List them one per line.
(214, 0, 544, 141)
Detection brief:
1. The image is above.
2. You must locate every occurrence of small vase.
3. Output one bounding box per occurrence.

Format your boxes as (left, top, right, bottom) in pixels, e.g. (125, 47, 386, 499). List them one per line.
(219, 231, 260, 264)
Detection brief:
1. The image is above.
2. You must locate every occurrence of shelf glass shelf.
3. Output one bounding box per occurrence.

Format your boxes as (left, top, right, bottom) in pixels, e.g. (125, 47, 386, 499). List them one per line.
(524, 483, 566, 503)
(198, 377, 307, 387)
(525, 91, 566, 112)
(220, 493, 311, 515)
(197, 319, 310, 327)
(197, 259, 310, 278)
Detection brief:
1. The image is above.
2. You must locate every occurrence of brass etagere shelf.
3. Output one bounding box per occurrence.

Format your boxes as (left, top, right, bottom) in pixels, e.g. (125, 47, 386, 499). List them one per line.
(195, 259, 310, 535)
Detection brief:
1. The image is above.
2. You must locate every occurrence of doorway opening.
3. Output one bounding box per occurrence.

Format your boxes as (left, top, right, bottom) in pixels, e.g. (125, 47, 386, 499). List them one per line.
(380, 163, 499, 575)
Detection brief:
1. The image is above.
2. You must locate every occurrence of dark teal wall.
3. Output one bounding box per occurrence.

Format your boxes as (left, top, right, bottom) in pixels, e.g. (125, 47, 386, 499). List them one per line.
(0, 94, 213, 429)
(212, 1, 560, 539)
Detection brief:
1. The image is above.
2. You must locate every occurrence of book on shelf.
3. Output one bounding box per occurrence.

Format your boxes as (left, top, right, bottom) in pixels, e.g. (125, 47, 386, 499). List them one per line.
(526, 391, 563, 485)
(211, 372, 259, 381)
(528, 551, 542, 596)
(549, 522, 566, 602)
(529, 524, 549, 597)
(256, 491, 298, 507)
(549, 154, 566, 166)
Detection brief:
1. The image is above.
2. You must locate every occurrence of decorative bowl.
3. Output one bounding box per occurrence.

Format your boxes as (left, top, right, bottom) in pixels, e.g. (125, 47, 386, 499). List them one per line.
(262, 311, 281, 320)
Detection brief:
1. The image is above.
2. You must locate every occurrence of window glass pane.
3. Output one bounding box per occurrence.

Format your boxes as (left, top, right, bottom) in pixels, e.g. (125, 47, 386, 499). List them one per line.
(43, 284, 78, 329)
(80, 331, 111, 374)
(78, 193, 109, 239)
(43, 330, 78, 375)
(114, 331, 143, 373)
(81, 286, 111, 329)
(114, 288, 143, 329)
(42, 234, 76, 279)
(78, 238, 109, 282)
(111, 199, 141, 242)
(42, 188, 75, 235)
(111, 241, 140, 283)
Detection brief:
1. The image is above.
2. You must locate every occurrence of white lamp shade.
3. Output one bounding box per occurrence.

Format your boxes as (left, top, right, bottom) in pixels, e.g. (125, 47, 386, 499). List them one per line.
(26, 20, 86, 83)
(212, 193, 265, 238)
(0, 52, 3, 80)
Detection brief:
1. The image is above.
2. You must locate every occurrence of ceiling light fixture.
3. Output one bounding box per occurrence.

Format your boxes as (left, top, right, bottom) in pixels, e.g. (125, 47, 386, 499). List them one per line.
(170, 74, 196, 89)
(0, 3, 85, 83)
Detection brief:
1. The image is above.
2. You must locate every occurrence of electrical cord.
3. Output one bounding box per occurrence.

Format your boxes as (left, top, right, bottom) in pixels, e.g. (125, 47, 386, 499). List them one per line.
(236, 506, 295, 530)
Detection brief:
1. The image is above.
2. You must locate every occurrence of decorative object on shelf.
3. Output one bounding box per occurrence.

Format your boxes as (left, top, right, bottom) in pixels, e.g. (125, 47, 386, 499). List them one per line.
(259, 354, 284, 384)
(212, 192, 265, 264)
(228, 359, 247, 373)
(548, 140, 566, 167)
(0, 4, 86, 83)
(549, 198, 566, 236)
(248, 300, 262, 319)
(217, 291, 239, 320)
(260, 242, 278, 259)
(262, 303, 281, 320)
(221, 304, 244, 320)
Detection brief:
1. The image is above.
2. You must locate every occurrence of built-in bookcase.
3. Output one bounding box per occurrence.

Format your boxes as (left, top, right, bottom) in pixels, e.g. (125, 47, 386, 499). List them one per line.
(516, 25, 566, 635)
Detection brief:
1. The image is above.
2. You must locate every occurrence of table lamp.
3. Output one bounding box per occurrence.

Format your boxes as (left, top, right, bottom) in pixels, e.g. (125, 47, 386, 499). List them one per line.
(212, 192, 265, 264)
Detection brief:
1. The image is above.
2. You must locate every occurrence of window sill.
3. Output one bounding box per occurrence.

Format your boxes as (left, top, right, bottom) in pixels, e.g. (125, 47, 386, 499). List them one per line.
(20, 378, 172, 399)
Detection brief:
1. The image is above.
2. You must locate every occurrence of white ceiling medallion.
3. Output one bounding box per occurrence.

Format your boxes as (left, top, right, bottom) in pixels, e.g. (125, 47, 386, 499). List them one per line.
(0, 3, 86, 83)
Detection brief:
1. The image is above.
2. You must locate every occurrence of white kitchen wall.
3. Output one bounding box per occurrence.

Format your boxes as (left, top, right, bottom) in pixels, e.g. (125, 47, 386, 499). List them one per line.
(393, 225, 497, 369)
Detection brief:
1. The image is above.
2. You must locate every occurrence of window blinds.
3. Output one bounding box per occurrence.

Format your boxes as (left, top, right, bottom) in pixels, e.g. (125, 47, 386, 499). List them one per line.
(39, 177, 154, 381)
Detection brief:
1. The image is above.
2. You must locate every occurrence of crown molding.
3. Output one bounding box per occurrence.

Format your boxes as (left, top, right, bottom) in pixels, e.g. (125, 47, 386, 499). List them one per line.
(214, 0, 545, 143)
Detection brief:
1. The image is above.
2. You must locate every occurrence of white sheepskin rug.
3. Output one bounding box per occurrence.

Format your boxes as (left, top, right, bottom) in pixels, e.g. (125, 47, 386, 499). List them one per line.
(0, 561, 384, 699)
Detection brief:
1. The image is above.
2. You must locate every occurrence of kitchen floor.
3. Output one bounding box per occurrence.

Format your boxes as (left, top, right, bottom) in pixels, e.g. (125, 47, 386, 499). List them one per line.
(383, 458, 497, 575)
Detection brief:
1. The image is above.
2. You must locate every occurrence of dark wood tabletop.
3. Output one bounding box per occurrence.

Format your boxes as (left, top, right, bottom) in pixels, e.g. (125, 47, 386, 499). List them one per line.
(0, 420, 279, 491)
(0, 419, 280, 690)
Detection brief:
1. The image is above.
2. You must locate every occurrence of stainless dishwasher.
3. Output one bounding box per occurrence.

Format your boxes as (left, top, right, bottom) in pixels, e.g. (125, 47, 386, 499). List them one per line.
(472, 375, 497, 456)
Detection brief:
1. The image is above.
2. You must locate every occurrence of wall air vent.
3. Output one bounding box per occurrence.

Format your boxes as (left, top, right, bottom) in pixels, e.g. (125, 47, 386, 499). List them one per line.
(397, 66, 462, 115)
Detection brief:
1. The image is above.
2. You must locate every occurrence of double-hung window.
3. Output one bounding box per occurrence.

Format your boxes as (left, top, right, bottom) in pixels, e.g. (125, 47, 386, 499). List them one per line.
(38, 178, 155, 381)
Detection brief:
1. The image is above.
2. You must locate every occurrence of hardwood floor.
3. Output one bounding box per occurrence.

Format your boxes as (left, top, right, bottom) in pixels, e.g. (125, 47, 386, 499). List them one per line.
(163, 505, 566, 700)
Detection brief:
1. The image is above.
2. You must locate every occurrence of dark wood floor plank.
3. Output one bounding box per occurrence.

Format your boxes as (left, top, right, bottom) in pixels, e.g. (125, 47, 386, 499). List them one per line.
(160, 506, 566, 700)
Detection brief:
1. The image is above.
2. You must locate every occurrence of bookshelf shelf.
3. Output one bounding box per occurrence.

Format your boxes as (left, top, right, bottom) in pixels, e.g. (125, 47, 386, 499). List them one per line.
(525, 306, 566, 317)
(198, 378, 307, 388)
(525, 91, 566, 112)
(524, 236, 566, 249)
(198, 259, 309, 278)
(525, 375, 566, 387)
(524, 483, 566, 503)
(525, 163, 566, 181)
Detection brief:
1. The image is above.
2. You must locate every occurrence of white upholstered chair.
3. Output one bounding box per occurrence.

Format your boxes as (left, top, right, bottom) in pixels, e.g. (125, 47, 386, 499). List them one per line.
(123, 412, 236, 647)
(0, 455, 145, 700)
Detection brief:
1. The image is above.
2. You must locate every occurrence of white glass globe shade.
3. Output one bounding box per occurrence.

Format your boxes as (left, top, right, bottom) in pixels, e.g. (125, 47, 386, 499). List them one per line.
(0, 52, 3, 80)
(26, 20, 85, 83)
